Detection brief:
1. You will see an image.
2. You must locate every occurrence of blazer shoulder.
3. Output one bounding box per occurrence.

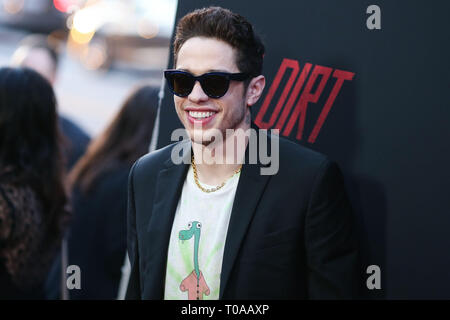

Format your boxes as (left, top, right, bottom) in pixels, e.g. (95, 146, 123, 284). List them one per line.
(131, 140, 188, 177)
(277, 135, 329, 170)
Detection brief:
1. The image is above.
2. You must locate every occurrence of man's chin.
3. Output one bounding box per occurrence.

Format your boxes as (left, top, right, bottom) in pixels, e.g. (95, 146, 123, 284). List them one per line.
(189, 135, 214, 147)
(188, 128, 222, 147)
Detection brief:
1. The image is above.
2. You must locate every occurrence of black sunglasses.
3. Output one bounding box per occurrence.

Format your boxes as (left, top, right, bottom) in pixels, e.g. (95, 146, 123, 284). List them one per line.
(164, 69, 249, 99)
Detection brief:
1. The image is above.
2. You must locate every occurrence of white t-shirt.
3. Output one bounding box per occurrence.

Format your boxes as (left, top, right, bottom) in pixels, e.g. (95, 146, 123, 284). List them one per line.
(163, 165, 241, 300)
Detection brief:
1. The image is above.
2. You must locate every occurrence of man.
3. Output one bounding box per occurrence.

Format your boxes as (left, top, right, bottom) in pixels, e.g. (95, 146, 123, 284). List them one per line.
(11, 34, 90, 169)
(126, 6, 359, 300)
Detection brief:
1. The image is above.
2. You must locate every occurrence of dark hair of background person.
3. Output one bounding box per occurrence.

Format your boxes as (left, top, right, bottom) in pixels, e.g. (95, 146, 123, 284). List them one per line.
(68, 85, 159, 194)
(11, 33, 91, 171)
(0, 67, 69, 244)
(173, 6, 265, 80)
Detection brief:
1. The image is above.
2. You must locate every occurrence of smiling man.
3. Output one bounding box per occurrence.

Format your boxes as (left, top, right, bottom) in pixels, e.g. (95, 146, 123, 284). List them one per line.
(126, 6, 360, 300)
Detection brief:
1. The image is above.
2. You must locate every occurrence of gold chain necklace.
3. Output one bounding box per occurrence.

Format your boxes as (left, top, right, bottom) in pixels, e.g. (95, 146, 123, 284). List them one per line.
(191, 155, 242, 193)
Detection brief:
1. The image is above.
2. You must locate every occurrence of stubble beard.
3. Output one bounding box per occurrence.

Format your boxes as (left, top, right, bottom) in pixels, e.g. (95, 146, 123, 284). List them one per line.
(195, 102, 247, 147)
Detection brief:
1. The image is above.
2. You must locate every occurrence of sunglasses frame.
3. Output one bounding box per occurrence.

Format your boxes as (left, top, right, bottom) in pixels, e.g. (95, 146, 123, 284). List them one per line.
(164, 69, 249, 99)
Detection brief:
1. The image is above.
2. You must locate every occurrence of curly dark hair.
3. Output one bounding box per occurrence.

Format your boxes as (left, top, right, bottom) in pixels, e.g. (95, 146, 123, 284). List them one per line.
(0, 67, 69, 242)
(173, 6, 265, 79)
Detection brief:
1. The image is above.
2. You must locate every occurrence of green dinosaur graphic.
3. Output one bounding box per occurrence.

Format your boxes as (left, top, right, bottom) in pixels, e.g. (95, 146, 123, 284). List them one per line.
(178, 221, 210, 300)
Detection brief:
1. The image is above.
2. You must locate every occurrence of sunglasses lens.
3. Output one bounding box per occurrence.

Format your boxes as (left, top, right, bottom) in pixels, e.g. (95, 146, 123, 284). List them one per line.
(202, 74, 229, 98)
(166, 71, 234, 98)
(169, 73, 194, 97)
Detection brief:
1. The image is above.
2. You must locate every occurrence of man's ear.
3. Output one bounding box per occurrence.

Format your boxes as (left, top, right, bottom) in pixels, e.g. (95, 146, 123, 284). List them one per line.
(245, 75, 266, 107)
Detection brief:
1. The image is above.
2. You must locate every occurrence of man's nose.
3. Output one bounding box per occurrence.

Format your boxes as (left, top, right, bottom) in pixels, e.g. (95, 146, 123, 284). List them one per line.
(188, 81, 209, 103)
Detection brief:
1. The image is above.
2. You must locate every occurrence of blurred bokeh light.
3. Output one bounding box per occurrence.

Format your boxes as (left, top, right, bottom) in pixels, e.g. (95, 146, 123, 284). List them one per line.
(0, 0, 177, 136)
(3, 0, 25, 15)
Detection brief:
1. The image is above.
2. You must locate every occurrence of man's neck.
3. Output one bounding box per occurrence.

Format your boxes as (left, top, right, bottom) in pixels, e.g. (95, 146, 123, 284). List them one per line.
(191, 122, 250, 186)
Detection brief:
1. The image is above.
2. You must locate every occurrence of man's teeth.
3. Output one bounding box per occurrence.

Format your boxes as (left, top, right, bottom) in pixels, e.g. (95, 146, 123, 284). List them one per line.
(188, 111, 216, 119)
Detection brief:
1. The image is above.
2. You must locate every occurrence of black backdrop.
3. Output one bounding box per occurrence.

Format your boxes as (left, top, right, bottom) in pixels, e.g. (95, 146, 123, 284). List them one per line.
(157, 0, 450, 299)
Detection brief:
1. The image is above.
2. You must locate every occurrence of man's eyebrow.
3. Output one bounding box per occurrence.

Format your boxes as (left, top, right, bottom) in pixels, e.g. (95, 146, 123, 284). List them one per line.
(207, 69, 230, 73)
(175, 68, 231, 74)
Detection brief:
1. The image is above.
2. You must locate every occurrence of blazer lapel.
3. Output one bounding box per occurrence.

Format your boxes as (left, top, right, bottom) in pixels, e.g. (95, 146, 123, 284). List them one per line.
(145, 140, 191, 299)
(219, 125, 272, 298)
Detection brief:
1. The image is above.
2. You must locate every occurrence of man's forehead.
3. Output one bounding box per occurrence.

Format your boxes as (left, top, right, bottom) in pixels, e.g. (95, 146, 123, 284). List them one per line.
(176, 37, 238, 73)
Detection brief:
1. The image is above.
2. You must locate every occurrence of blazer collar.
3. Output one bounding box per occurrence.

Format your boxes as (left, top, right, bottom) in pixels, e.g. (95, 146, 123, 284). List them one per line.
(145, 139, 191, 298)
(219, 123, 272, 298)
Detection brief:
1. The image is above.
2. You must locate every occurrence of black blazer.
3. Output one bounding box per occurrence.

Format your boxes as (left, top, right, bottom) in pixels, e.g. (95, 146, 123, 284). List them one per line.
(126, 125, 359, 299)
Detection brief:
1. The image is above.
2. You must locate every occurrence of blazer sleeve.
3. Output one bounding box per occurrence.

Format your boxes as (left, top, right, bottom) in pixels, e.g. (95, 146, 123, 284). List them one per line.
(125, 160, 142, 299)
(304, 160, 360, 299)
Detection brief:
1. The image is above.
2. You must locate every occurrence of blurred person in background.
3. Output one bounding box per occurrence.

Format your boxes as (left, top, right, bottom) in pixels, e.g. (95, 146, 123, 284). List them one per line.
(10, 33, 90, 169)
(11, 33, 91, 299)
(0, 67, 71, 299)
(63, 85, 159, 299)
